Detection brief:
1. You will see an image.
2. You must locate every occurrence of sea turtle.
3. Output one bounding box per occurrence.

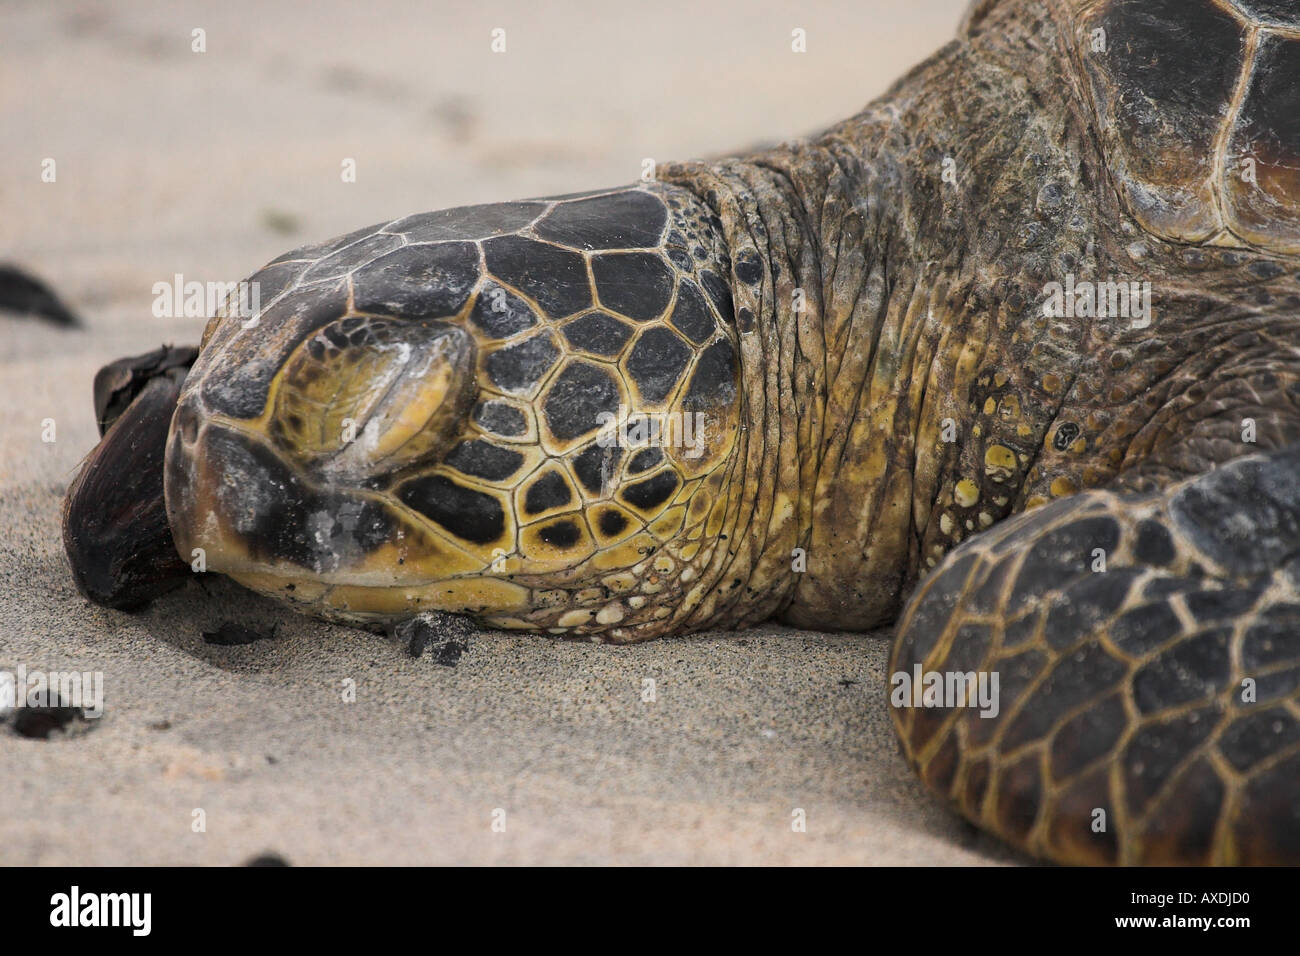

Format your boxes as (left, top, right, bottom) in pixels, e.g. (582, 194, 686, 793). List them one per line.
(63, 0, 1300, 865)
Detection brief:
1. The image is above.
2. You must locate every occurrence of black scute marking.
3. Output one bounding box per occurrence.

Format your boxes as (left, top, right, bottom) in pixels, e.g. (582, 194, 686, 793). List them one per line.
(469, 282, 538, 338)
(1052, 421, 1080, 451)
(352, 241, 479, 318)
(682, 338, 738, 412)
(388, 202, 546, 241)
(591, 252, 674, 321)
(524, 470, 573, 515)
(626, 327, 691, 403)
(598, 509, 628, 537)
(734, 250, 763, 285)
(1236, 752, 1300, 861)
(539, 521, 581, 548)
(483, 235, 590, 318)
(533, 188, 621, 201)
(206, 429, 393, 571)
(562, 312, 633, 356)
(534, 190, 668, 249)
(571, 443, 622, 496)
(399, 474, 505, 544)
(629, 447, 663, 473)
(474, 399, 528, 437)
(699, 270, 734, 323)
(485, 332, 560, 393)
(669, 279, 717, 344)
(200, 279, 349, 418)
(544, 362, 621, 441)
(622, 470, 679, 510)
(443, 439, 524, 482)
(303, 233, 403, 280)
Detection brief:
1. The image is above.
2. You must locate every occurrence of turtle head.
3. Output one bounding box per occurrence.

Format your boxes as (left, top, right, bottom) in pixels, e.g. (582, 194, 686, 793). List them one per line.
(165, 185, 744, 640)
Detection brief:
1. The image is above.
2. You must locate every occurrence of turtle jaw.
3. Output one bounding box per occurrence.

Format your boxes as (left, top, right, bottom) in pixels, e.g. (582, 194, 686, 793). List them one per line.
(166, 410, 408, 581)
(163, 398, 538, 623)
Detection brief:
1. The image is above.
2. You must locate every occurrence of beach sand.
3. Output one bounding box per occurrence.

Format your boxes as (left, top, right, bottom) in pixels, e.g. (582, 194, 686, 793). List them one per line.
(0, 0, 1020, 864)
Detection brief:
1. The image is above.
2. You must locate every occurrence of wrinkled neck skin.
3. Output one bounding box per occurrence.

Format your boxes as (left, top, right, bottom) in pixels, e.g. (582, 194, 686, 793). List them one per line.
(661, 5, 1100, 632)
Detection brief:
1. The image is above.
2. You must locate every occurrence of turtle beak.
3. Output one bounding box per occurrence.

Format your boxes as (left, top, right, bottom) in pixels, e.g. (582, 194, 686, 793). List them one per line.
(165, 402, 389, 579)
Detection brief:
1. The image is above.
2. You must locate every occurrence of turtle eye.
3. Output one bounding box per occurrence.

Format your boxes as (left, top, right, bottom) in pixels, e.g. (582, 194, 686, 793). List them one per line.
(271, 317, 476, 481)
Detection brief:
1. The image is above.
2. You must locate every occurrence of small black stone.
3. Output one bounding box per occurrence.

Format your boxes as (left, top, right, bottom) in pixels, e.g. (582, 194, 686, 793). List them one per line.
(0, 264, 80, 326)
(396, 612, 475, 666)
(11, 702, 96, 740)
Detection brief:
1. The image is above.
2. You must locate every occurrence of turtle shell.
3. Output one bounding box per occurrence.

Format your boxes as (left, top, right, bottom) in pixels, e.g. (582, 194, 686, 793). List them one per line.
(1059, 0, 1300, 253)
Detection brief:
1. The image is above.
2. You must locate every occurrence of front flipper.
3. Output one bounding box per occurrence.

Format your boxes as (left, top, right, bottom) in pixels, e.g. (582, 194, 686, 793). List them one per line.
(63, 346, 198, 610)
(892, 446, 1300, 864)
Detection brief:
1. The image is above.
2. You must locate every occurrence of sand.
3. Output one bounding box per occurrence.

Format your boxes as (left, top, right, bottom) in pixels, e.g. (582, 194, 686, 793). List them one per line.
(0, 0, 1019, 864)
